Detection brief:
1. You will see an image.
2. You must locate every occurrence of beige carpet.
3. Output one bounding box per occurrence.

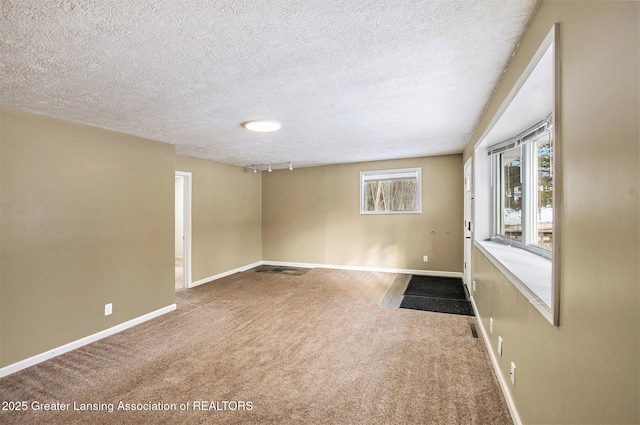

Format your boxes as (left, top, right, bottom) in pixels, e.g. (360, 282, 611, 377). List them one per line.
(0, 268, 511, 424)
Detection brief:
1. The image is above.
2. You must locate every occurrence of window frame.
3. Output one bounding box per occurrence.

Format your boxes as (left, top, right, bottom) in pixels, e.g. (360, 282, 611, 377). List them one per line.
(472, 24, 560, 325)
(489, 115, 553, 260)
(359, 167, 422, 215)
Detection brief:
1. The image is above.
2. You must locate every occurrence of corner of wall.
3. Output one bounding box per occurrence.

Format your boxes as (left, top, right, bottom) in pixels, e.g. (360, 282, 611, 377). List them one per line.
(0, 107, 4, 367)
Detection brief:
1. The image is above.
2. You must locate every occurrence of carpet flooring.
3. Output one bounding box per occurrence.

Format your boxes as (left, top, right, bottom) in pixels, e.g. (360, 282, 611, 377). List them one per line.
(0, 268, 511, 424)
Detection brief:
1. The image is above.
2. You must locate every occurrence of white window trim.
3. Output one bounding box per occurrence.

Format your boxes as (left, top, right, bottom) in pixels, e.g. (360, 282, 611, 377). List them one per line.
(489, 116, 553, 260)
(360, 167, 422, 215)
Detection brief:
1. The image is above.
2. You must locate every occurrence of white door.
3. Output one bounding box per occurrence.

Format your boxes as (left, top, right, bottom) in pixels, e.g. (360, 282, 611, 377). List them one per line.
(463, 159, 472, 291)
(175, 171, 192, 289)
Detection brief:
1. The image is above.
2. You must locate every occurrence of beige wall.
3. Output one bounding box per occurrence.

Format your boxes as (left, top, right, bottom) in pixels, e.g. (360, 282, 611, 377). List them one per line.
(465, 1, 639, 423)
(262, 156, 463, 272)
(0, 109, 3, 365)
(175, 155, 262, 282)
(0, 107, 176, 367)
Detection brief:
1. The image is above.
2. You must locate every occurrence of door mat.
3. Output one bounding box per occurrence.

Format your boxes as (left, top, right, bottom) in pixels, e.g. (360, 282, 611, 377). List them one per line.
(400, 296, 474, 316)
(400, 275, 474, 316)
(252, 265, 312, 276)
(403, 275, 467, 300)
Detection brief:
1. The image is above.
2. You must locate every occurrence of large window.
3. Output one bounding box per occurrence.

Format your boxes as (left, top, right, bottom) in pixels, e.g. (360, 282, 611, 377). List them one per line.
(473, 25, 558, 325)
(490, 116, 553, 258)
(360, 168, 421, 214)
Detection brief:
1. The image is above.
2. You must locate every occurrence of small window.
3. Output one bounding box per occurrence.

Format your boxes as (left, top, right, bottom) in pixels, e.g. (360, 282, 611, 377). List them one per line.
(360, 168, 421, 214)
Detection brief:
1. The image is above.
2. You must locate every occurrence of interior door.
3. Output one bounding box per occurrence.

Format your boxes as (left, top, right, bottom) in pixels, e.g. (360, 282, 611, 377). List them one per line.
(463, 159, 472, 292)
(175, 171, 192, 289)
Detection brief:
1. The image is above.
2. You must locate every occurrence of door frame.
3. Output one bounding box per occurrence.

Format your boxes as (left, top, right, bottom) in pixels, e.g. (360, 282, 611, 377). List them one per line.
(175, 171, 192, 289)
(463, 158, 472, 292)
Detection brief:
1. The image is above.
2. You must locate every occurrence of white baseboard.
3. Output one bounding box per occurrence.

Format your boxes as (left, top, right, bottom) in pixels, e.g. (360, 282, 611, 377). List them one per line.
(470, 296, 521, 425)
(190, 261, 461, 289)
(0, 303, 177, 379)
(189, 261, 263, 288)
(261, 260, 463, 278)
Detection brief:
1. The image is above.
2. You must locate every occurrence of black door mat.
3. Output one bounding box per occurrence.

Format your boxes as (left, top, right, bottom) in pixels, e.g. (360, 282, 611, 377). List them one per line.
(400, 275, 474, 316)
(400, 296, 474, 316)
(252, 265, 311, 276)
(403, 275, 468, 300)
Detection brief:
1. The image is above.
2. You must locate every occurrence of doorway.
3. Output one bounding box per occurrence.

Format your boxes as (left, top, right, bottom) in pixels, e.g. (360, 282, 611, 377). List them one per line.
(175, 172, 192, 289)
(463, 158, 472, 292)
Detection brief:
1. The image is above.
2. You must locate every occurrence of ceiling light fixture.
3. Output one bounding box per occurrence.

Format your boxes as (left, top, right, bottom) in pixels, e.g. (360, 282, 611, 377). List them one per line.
(242, 120, 281, 132)
(246, 162, 294, 173)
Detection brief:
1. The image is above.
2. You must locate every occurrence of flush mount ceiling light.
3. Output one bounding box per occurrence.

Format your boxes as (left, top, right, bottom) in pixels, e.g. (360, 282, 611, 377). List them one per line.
(242, 120, 281, 132)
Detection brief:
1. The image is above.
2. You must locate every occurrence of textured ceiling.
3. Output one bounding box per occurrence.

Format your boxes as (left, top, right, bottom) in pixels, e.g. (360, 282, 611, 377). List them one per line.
(1, 1, 538, 168)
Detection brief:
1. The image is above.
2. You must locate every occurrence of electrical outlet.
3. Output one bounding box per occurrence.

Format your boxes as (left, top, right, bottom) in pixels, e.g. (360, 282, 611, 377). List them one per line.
(510, 362, 516, 385)
(498, 336, 503, 356)
(490, 317, 494, 333)
(105, 303, 112, 316)
(423, 255, 428, 262)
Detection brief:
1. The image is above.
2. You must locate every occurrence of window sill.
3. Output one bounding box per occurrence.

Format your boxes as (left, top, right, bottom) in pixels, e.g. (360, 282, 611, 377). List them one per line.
(475, 240, 553, 324)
